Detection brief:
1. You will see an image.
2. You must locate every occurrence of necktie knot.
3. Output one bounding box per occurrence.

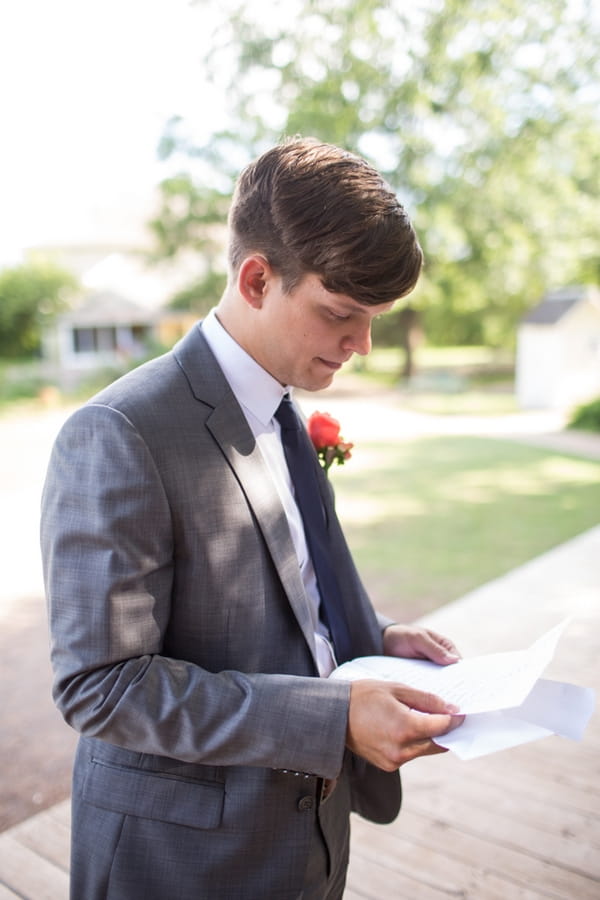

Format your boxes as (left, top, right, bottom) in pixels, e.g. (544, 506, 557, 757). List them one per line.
(275, 394, 300, 432)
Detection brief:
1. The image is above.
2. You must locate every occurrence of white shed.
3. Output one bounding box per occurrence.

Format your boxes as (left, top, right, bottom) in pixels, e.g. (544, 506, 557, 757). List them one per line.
(515, 285, 600, 410)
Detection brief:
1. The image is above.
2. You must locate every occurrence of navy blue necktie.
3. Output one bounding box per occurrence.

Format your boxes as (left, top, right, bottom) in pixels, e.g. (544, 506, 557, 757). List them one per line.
(275, 394, 353, 663)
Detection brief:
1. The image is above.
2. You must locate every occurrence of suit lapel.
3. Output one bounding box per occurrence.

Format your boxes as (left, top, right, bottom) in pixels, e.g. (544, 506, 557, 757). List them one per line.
(173, 326, 320, 669)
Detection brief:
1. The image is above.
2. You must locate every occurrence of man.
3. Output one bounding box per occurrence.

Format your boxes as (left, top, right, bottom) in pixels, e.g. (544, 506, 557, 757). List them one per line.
(41, 138, 462, 899)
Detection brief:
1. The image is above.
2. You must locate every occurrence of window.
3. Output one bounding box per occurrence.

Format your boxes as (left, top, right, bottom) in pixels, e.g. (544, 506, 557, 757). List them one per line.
(72, 327, 96, 353)
(72, 326, 118, 354)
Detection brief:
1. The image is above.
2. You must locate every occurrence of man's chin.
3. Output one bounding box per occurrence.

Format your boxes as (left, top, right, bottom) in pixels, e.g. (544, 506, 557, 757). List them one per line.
(290, 361, 341, 392)
(304, 371, 336, 392)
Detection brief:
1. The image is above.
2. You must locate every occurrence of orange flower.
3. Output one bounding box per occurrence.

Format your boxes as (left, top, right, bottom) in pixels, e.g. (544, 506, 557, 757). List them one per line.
(307, 411, 353, 473)
(307, 411, 341, 448)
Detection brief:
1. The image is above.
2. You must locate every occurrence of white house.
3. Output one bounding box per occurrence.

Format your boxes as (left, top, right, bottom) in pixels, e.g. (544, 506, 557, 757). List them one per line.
(40, 251, 203, 388)
(515, 285, 600, 410)
(42, 290, 155, 384)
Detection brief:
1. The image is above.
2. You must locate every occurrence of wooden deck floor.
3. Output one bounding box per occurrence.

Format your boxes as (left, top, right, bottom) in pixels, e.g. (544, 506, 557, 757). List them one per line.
(1, 526, 598, 899)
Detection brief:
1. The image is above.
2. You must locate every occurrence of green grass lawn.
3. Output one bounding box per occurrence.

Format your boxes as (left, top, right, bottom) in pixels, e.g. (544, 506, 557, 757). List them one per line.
(333, 435, 600, 623)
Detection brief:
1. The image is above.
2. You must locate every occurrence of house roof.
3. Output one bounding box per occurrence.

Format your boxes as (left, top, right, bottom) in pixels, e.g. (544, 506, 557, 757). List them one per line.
(61, 290, 154, 327)
(521, 285, 600, 325)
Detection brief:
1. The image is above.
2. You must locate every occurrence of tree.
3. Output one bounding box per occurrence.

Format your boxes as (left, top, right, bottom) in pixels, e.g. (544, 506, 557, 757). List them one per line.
(152, 0, 600, 348)
(0, 261, 78, 358)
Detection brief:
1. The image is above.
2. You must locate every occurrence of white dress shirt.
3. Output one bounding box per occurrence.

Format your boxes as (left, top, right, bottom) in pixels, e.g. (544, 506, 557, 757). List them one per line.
(201, 309, 337, 676)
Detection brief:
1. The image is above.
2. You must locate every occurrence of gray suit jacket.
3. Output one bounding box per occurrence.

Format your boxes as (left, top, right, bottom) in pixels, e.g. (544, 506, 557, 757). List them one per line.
(41, 323, 401, 899)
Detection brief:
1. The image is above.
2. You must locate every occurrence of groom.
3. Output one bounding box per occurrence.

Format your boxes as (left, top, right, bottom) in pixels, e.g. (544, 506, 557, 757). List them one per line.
(41, 137, 462, 899)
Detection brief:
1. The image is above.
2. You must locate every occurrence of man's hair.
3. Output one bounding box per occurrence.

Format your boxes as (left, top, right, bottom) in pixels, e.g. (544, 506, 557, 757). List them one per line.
(227, 137, 423, 305)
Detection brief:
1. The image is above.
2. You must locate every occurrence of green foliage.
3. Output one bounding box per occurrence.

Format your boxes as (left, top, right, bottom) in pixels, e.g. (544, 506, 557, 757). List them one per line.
(148, 170, 230, 261)
(0, 261, 78, 358)
(168, 270, 228, 315)
(154, 0, 600, 346)
(0, 369, 47, 404)
(568, 396, 600, 432)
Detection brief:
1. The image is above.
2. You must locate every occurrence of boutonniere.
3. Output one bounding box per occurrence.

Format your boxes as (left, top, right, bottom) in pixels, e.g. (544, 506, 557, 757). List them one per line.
(307, 411, 353, 474)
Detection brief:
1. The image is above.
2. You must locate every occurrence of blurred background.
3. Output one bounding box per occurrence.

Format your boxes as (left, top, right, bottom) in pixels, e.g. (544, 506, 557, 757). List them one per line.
(2, 0, 599, 404)
(1, 0, 599, 832)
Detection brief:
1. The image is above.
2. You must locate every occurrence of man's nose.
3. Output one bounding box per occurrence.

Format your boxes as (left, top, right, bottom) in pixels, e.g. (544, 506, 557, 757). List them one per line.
(343, 322, 372, 356)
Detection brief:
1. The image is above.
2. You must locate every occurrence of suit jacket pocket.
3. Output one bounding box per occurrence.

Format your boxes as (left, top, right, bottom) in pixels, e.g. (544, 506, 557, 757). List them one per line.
(83, 756, 225, 830)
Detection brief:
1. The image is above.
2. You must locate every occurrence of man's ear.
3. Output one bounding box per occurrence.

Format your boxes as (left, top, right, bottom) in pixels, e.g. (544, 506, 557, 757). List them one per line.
(237, 255, 273, 309)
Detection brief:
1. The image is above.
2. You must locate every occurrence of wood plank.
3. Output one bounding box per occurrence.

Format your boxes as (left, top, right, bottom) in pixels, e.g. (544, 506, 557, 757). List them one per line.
(9, 813, 70, 872)
(489, 738, 600, 782)
(457, 753, 600, 818)
(0, 884, 21, 899)
(0, 834, 68, 900)
(409, 768, 600, 853)
(345, 850, 451, 900)
(464, 742, 600, 795)
(407, 783, 600, 879)
(407, 759, 600, 837)
(42, 800, 71, 830)
(406, 748, 600, 832)
(349, 816, 551, 900)
(350, 808, 600, 900)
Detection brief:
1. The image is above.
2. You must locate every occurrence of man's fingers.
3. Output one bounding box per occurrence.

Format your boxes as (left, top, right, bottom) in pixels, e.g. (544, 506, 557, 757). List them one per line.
(445, 713, 465, 733)
(408, 710, 465, 741)
(382, 624, 461, 664)
(426, 629, 461, 662)
(346, 680, 464, 771)
(390, 684, 460, 716)
(397, 740, 449, 766)
(424, 712, 464, 739)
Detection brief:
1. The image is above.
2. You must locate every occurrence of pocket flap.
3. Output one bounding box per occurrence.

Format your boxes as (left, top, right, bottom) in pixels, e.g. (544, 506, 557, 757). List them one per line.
(83, 758, 224, 829)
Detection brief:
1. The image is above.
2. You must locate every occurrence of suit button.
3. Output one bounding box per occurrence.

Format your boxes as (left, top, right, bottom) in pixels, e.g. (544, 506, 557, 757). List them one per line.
(297, 795, 314, 812)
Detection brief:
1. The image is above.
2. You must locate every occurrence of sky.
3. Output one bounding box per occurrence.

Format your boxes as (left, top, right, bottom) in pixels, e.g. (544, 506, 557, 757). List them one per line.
(0, 0, 223, 264)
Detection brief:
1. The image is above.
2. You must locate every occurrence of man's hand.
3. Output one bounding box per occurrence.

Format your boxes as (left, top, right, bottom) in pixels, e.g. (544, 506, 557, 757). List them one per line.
(346, 680, 464, 770)
(383, 624, 460, 666)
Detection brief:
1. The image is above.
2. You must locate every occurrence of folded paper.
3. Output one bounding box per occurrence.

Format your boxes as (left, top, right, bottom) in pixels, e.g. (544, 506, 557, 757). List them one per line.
(330, 619, 595, 759)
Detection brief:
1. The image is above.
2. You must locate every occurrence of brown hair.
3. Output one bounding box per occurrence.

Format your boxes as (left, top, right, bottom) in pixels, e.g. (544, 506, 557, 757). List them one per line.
(227, 137, 423, 305)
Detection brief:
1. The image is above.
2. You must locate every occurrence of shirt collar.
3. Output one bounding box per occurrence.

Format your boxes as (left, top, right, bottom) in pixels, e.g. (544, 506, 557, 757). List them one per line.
(201, 308, 288, 425)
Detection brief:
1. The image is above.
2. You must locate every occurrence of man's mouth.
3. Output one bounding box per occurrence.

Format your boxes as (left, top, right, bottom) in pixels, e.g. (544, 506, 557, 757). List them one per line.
(318, 357, 349, 371)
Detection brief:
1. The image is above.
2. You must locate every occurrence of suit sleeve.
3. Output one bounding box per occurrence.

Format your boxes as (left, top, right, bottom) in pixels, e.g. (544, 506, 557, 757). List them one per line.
(41, 402, 350, 779)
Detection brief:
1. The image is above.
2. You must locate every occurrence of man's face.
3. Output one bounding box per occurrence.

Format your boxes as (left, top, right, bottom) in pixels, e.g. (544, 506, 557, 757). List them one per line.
(251, 272, 395, 391)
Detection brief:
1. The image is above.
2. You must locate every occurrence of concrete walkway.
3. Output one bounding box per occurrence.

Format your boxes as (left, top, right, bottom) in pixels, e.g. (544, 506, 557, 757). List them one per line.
(298, 377, 600, 459)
